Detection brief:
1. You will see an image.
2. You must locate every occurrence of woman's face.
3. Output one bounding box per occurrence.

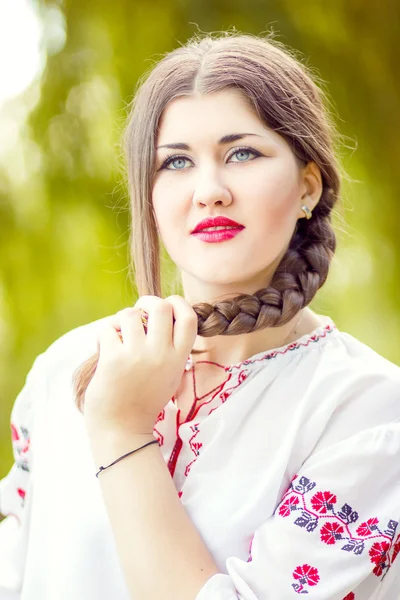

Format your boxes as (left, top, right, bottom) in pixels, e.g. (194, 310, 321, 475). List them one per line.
(152, 88, 321, 302)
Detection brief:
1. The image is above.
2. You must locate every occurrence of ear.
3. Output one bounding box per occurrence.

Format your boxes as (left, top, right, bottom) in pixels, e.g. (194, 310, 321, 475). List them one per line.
(297, 161, 323, 219)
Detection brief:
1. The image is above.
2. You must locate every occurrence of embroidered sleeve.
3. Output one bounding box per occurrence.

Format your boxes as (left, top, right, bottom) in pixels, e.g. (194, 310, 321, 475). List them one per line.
(0, 352, 47, 598)
(194, 421, 400, 599)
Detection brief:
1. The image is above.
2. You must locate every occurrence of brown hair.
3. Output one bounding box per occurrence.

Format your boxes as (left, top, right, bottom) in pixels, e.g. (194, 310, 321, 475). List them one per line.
(73, 30, 343, 412)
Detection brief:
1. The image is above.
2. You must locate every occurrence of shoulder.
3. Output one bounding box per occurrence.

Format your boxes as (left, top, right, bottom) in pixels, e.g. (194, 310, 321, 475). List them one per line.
(291, 317, 400, 397)
(321, 327, 400, 388)
(38, 314, 115, 378)
(10, 314, 111, 409)
(308, 326, 400, 445)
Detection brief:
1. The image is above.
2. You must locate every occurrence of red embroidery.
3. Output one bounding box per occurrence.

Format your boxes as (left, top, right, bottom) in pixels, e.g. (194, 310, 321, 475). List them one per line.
(208, 371, 244, 416)
(342, 594, 355, 600)
(277, 474, 399, 581)
(170, 368, 249, 478)
(161, 326, 335, 484)
(391, 534, 400, 564)
(369, 541, 392, 577)
(168, 436, 183, 478)
(10, 422, 30, 473)
(279, 495, 300, 517)
(356, 518, 379, 537)
(227, 324, 335, 372)
(292, 564, 320, 594)
(11, 423, 19, 442)
(17, 488, 26, 507)
(153, 409, 166, 446)
(185, 424, 202, 476)
(320, 522, 345, 545)
(311, 490, 337, 514)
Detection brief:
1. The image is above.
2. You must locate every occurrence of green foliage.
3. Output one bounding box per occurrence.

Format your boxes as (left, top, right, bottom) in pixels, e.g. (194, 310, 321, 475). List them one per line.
(1, 0, 399, 479)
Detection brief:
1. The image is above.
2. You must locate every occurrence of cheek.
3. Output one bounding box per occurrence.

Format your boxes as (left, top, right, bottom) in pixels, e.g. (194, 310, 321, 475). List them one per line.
(152, 178, 172, 219)
(251, 174, 300, 233)
(152, 175, 185, 211)
(152, 180, 185, 244)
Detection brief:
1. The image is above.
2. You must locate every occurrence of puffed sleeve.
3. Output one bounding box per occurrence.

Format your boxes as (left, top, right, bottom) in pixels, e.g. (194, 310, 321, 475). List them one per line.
(0, 352, 48, 600)
(195, 421, 400, 600)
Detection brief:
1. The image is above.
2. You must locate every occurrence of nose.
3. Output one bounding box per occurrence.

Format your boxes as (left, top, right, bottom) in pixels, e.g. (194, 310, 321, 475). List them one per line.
(192, 169, 232, 208)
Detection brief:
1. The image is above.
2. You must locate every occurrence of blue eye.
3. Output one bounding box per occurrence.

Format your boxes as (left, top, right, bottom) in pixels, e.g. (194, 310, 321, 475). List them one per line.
(161, 155, 190, 170)
(229, 148, 256, 162)
(159, 146, 261, 171)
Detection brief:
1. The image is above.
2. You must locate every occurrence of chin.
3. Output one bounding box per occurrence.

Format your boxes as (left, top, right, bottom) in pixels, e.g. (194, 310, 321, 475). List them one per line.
(196, 273, 263, 291)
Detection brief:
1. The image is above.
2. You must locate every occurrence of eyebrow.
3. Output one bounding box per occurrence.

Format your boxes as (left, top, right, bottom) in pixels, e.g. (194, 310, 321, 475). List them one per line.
(156, 133, 262, 151)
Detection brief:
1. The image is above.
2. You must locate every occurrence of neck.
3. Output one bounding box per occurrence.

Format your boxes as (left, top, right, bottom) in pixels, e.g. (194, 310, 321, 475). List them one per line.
(190, 307, 324, 366)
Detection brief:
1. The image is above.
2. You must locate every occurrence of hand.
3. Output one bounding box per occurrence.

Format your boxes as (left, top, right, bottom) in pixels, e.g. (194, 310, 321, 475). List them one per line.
(83, 295, 198, 437)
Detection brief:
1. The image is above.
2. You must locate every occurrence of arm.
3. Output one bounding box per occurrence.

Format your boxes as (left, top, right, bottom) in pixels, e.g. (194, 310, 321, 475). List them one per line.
(89, 429, 220, 600)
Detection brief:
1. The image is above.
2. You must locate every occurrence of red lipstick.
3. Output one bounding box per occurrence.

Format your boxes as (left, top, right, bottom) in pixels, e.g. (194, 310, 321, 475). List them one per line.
(191, 216, 244, 233)
(191, 216, 245, 243)
(192, 229, 243, 243)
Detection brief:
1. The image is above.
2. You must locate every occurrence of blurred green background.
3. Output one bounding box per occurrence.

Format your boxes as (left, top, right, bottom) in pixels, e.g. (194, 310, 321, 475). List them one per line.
(0, 0, 399, 481)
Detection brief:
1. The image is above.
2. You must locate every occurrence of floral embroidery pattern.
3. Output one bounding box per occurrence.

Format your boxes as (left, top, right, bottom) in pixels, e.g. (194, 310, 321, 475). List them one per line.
(292, 564, 320, 594)
(11, 422, 30, 473)
(277, 475, 399, 583)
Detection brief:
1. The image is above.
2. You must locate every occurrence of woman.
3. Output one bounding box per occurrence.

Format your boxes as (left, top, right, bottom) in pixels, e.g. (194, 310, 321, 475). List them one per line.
(1, 31, 399, 600)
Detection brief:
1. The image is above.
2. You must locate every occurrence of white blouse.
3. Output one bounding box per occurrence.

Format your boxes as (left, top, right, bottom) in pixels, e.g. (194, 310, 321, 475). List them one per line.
(0, 314, 399, 600)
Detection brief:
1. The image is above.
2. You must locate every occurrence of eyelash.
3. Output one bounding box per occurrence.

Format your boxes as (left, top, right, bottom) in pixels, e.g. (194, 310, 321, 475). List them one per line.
(159, 146, 262, 171)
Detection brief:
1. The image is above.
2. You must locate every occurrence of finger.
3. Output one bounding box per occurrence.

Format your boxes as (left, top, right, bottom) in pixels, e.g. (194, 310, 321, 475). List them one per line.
(134, 296, 173, 349)
(101, 312, 128, 340)
(117, 307, 146, 353)
(165, 295, 198, 352)
(97, 322, 123, 363)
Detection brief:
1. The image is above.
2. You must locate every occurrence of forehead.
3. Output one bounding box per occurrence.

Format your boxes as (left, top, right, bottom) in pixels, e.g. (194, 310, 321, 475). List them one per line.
(156, 89, 270, 143)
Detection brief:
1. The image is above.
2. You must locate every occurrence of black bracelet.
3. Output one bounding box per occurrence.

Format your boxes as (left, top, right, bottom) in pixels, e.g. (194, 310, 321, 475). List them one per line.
(95, 439, 159, 478)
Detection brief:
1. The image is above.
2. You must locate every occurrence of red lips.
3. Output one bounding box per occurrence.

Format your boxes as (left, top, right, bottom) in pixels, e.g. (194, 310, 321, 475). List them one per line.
(191, 216, 244, 233)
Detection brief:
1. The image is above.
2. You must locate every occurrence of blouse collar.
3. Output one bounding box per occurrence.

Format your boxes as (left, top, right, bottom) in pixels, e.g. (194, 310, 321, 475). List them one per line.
(185, 316, 337, 374)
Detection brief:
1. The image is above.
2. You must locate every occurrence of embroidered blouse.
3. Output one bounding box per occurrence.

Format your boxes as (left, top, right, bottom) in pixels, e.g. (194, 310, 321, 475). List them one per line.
(0, 314, 399, 600)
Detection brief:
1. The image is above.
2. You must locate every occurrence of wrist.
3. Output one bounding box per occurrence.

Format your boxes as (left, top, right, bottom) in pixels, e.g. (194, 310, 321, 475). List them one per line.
(85, 412, 155, 439)
(88, 427, 157, 470)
